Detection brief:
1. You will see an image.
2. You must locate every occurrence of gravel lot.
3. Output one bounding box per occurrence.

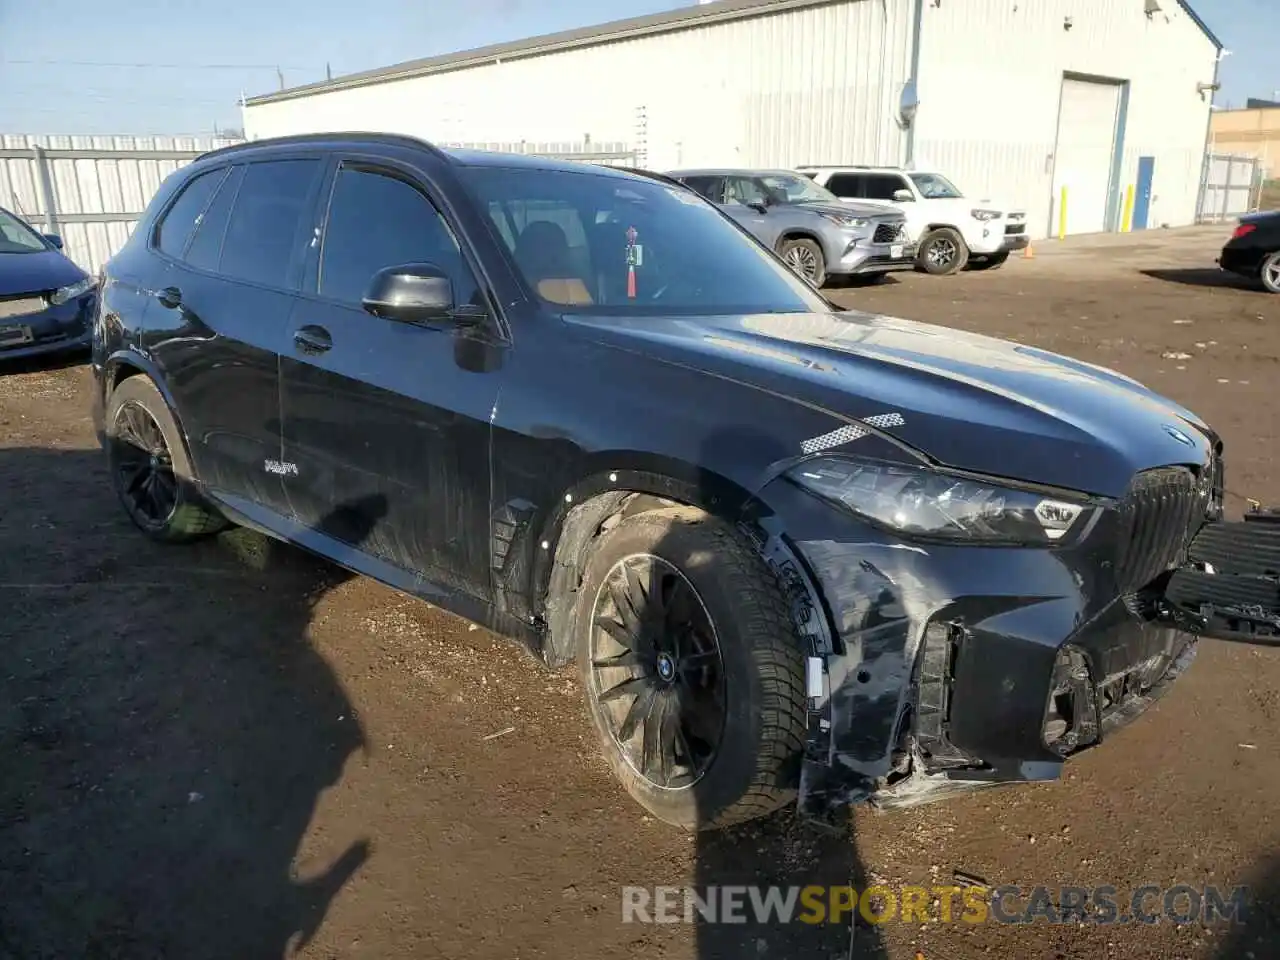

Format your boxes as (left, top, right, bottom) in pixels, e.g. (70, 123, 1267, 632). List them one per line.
(1, 226, 1277, 960)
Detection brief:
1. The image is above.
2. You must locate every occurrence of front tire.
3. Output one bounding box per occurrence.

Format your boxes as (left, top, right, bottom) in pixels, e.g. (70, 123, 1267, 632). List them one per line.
(1260, 251, 1280, 293)
(917, 227, 969, 275)
(575, 506, 807, 830)
(105, 376, 227, 543)
(778, 237, 827, 287)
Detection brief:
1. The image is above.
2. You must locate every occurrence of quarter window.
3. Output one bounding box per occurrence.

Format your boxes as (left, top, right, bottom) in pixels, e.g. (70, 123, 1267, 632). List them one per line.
(184, 165, 245, 272)
(218, 159, 319, 287)
(155, 168, 225, 258)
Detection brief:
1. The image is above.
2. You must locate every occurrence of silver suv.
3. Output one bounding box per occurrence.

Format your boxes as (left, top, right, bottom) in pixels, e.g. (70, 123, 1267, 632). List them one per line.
(667, 168, 914, 286)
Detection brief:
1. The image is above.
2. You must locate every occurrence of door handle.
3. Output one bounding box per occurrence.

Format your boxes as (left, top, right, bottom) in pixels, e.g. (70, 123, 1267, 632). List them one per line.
(293, 325, 333, 355)
(155, 286, 182, 309)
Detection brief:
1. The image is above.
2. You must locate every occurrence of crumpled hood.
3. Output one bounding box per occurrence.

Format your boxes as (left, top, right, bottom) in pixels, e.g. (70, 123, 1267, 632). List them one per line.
(0, 249, 85, 297)
(575, 309, 1214, 498)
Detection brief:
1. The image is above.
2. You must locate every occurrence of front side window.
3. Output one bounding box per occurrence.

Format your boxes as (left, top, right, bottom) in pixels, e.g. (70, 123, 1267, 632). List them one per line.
(219, 159, 319, 287)
(724, 176, 770, 206)
(909, 172, 964, 199)
(319, 165, 479, 308)
(862, 174, 910, 201)
(758, 173, 840, 205)
(461, 166, 830, 316)
(155, 168, 225, 259)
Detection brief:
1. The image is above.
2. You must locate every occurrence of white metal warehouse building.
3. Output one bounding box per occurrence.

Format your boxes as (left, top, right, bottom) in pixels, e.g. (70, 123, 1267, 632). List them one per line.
(241, 0, 1222, 240)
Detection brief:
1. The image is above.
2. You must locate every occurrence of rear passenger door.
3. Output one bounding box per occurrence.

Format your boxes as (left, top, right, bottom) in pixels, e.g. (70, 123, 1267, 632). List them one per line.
(823, 173, 867, 201)
(146, 155, 325, 516)
(278, 156, 501, 600)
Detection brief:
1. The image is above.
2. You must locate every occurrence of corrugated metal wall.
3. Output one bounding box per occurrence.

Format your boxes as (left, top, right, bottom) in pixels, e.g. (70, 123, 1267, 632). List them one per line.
(0, 134, 241, 273)
(913, 0, 1217, 238)
(243, 0, 913, 171)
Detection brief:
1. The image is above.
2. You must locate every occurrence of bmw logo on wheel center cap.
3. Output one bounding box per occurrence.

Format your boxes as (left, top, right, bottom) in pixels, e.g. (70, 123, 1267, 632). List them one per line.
(656, 653, 676, 681)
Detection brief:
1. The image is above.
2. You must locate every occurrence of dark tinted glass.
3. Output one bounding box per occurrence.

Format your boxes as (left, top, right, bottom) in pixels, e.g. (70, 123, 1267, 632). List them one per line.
(826, 173, 863, 197)
(184, 165, 245, 271)
(319, 166, 479, 308)
(219, 160, 318, 287)
(461, 166, 828, 316)
(155, 168, 224, 258)
(680, 177, 723, 202)
(863, 174, 908, 201)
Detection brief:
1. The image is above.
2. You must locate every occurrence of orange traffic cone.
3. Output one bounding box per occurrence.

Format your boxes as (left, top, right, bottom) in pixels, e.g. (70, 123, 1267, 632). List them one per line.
(1023, 240, 1035, 259)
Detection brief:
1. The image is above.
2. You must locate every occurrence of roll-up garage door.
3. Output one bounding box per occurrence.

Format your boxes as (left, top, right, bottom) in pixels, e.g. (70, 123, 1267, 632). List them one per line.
(1051, 77, 1122, 235)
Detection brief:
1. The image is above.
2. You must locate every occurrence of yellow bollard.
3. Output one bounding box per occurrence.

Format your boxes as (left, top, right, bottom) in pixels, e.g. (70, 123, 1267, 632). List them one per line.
(1122, 184, 1135, 232)
(1058, 187, 1068, 240)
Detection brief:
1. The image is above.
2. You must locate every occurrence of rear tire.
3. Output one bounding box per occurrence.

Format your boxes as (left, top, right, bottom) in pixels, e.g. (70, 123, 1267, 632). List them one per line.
(777, 237, 827, 287)
(917, 227, 969, 275)
(1260, 251, 1280, 293)
(105, 376, 227, 543)
(574, 506, 807, 831)
(969, 252, 1010, 271)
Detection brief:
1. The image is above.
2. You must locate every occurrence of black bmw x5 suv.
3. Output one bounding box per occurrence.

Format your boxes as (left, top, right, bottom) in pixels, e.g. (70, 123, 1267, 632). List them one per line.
(92, 134, 1280, 830)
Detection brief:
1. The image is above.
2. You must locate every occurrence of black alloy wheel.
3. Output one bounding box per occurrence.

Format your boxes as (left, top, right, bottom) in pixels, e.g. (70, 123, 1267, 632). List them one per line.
(111, 399, 179, 531)
(588, 553, 726, 790)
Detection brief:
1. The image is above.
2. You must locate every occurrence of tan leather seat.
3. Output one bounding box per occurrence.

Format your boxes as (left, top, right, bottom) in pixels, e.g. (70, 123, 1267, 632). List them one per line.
(513, 221, 594, 306)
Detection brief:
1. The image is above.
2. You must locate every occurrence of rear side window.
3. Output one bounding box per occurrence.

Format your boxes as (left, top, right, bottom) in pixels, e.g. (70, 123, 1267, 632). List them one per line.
(319, 165, 479, 308)
(219, 160, 319, 287)
(826, 173, 864, 197)
(680, 176, 724, 203)
(184, 165, 245, 272)
(155, 168, 225, 258)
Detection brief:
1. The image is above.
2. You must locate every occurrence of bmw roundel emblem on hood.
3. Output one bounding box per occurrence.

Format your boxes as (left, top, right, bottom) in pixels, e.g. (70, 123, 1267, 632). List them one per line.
(1163, 424, 1195, 447)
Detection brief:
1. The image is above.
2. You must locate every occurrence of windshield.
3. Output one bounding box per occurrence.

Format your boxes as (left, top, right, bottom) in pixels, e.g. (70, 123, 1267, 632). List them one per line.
(0, 208, 49, 254)
(909, 173, 964, 199)
(759, 173, 839, 205)
(461, 166, 831, 316)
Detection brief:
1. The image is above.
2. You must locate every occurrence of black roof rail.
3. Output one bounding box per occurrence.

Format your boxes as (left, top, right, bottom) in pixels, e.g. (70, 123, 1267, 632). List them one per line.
(197, 131, 453, 163)
(797, 163, 903, 170)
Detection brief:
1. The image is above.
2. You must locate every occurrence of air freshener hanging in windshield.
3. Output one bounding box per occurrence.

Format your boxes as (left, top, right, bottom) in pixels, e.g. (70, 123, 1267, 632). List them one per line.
(625, 225, 642, 298)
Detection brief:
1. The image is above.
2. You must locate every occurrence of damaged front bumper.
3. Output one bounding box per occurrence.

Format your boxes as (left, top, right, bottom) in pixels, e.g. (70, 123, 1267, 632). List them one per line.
(755, 473, 1280, 821)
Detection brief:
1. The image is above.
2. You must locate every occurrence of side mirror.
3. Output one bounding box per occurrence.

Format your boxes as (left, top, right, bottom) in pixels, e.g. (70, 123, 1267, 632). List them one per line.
(892, 189, 915, 202)
(362, 262, 473, 325)
(747, 200, 770, 214)
(43, 233, 64, 249)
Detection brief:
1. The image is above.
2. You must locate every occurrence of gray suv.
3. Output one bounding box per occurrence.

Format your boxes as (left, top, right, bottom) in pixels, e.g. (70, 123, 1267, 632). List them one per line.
(667, 168, 913, 286)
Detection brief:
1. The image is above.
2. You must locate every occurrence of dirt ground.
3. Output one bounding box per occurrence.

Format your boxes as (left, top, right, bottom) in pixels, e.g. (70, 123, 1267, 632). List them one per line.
(2, 226, 1279, 960)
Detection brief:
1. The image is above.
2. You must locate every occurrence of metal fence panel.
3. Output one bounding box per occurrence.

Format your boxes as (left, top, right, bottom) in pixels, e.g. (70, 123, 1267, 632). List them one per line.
(0, 134, 241, 274)
(1, 134, 632, 274)
(1197, 153, 1262, 223)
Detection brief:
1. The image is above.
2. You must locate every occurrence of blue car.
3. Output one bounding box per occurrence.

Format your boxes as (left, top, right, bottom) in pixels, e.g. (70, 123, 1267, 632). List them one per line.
(0, 206, 98, 362)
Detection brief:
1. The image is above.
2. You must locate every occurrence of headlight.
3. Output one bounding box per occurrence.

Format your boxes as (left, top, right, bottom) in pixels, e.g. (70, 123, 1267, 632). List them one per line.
(820, 212, 869, 228)
(50, 276, 98, 306)
(787, 457, 1087, 544)
(970, 209, 1002, 222)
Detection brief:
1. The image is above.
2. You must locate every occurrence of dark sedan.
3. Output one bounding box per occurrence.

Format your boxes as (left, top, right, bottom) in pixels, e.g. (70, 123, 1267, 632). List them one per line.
(0, 206, 98, 361)
(1218, 209, 1280, 293)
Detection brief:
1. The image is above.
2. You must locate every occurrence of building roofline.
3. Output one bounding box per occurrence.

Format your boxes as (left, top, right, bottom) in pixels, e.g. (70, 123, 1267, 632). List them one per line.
(1177, 0, 1223, 50)
(243, 0, 845, 107)
(244, 0, 1223, 109)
